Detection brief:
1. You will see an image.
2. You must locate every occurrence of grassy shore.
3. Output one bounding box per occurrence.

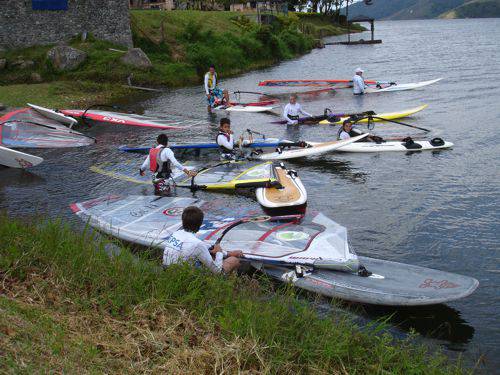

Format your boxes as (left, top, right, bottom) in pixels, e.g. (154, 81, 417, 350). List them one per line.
(0, 11, 358, 109)
(0, 215, 466, 373)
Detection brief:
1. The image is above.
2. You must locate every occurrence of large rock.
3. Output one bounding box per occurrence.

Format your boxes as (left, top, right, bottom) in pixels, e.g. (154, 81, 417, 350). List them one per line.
(31, 72, 43, 82)
(120, 48, 152, 69)
(47, 46, 87, 71)
(10, 59, 34, 69)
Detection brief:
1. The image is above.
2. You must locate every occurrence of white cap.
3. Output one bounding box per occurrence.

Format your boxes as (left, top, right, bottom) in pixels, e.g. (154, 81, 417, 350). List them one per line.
(355, 67, 364, 73)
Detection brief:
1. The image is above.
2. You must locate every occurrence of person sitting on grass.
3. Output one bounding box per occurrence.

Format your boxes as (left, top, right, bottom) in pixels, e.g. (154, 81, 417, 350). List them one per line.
(163, 206, 243, 273)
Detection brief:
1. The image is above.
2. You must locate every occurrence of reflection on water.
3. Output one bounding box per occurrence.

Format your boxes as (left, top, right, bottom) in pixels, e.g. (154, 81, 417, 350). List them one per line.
(1, 18, 499, 372)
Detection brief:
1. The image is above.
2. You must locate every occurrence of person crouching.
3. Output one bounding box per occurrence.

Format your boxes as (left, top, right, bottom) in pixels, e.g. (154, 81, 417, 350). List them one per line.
(139, 134, 196, 195)
(163, 206, 243, 273)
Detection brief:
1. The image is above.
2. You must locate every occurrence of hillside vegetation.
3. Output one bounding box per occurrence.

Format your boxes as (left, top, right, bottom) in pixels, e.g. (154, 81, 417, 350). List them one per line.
(347, 0, 500, 19)
(440, 0, 500, 18)
(0, 11, 354, 108)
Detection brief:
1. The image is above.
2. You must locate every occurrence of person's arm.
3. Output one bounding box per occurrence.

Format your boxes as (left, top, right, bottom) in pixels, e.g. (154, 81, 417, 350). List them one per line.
(216, 134, 234, 151)
(162, 148, 192, 175)
(357, 76, 366, 93)
(139, 154, 150, 175)
(204, 73, 210, 95)
(195, 242, 224, 273)
(298, 104, 312, 118)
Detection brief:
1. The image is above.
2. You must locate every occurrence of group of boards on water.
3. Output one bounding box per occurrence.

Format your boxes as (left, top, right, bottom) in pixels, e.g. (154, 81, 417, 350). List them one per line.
(1, 66, 478, 306)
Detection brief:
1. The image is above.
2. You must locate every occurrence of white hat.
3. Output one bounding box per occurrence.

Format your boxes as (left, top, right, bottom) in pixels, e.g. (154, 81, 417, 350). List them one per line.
(355, 67, 364, 73)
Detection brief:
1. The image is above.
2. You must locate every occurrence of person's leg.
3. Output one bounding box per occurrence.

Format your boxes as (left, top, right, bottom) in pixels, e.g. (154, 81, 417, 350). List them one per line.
(222, 257, 240, 273)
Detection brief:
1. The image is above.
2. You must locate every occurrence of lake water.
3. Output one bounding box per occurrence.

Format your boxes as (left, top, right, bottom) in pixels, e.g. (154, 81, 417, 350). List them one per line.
(1, 18, 499, 371)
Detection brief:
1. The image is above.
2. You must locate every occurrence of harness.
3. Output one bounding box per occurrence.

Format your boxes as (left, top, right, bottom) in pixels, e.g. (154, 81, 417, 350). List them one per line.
(216, 132, 236, 159)
(207, 72, 217, 90)
(149, 147, 172, 179)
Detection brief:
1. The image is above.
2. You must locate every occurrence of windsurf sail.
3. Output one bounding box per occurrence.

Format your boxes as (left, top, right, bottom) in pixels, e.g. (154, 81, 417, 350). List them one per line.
(0, 108, 95, 148)
(60, 109, 205, 130)
(71, 195, 358, 271)
(90, 158, 278, 190)
(188, 161, 278, 190)
(258, 79, 377, 87)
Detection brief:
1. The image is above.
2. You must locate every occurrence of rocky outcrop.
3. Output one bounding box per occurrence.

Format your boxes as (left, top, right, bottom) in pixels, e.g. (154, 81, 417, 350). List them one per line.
(47, 46, 87, 71)
(120, 48, 152, 69)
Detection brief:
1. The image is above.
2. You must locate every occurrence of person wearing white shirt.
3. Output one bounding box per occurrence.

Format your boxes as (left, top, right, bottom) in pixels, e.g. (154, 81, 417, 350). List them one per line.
(205, 65, 223, 110)
(352, 67, 366, 95)
(139, 134, 196, 194)
(215, 118, 243, 160)
(282, 94, 312, 125)
(163, 206, 242, 273)
(338, 119, 375, 142)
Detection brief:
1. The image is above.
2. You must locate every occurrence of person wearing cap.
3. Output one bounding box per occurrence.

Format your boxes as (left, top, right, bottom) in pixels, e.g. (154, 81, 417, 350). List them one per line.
(352, 68, 367, 95)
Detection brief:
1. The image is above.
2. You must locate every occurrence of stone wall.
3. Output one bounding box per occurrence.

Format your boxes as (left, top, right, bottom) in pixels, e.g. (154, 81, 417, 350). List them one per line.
(0, 0, 133, 50)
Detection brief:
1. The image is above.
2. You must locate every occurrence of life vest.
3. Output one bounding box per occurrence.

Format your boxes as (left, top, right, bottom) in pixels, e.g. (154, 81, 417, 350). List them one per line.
(207, 72, 217, 90)
(216, 132, 234, 155)
(149, 147, 172, 178)
(338, 129, 353, 140)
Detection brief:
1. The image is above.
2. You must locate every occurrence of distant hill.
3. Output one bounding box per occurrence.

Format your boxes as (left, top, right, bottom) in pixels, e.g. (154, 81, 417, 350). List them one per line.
(440, 0, 500, 18)
(346, 0, 500, 19)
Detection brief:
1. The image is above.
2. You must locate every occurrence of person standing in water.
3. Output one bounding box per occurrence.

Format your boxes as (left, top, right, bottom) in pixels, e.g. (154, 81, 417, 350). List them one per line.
(282, 94, 312, 125)
(352, 68, 367, 95)
(139, 134, 196, 195)
(204, 65, 223, 110)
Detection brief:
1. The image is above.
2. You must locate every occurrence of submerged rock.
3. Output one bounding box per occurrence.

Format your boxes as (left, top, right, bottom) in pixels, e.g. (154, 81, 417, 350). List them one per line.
(47, 46, 87, 71)
(120, 48, 152, 69)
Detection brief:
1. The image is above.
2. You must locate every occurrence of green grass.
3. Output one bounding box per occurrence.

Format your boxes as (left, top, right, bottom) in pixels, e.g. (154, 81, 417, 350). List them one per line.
(0, 11, 326, 108)
(0, 215, 466, 374)
(0, 81, 140, 108)
(0, 11, 361, 109)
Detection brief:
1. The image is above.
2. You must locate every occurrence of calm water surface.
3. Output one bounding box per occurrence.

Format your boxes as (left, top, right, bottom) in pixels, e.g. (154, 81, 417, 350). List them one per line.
(1, 18, 499, 371)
